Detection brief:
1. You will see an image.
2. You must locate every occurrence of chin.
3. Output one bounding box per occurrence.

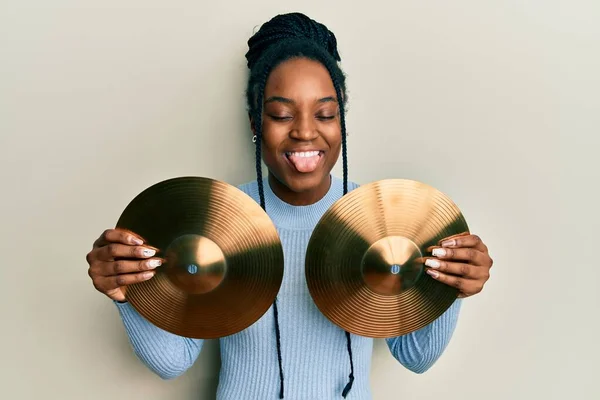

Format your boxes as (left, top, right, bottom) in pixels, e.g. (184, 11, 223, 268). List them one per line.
(273, 170, 329, 193)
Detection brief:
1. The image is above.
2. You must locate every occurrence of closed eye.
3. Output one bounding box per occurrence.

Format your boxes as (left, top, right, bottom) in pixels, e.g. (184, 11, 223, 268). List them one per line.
(317, 115, 336, 121)
(268, 115, 292, 121)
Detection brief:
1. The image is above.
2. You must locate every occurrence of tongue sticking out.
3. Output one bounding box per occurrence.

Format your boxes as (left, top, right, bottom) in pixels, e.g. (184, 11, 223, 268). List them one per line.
(287, 152, 321, 173)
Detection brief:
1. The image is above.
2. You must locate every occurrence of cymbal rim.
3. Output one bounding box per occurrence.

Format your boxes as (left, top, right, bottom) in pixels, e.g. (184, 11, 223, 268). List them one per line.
(306, 178, 468, 338)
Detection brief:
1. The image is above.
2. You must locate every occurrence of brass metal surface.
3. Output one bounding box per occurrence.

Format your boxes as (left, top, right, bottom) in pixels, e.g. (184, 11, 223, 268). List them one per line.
(306, 179, 469, 338)
(116, 177, 284, 339)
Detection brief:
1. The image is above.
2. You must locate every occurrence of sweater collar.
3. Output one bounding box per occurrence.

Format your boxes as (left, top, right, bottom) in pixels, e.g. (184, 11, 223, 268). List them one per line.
(263, 175, 344, 230)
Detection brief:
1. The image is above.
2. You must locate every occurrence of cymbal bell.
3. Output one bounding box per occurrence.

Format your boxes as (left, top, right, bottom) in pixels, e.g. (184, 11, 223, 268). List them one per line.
(305, 179, 469, 338)
(116, 177, 284, 339)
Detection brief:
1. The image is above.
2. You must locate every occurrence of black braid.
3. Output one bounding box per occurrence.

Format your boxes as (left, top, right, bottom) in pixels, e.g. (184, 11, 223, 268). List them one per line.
(321, 61, 349, 195)
(253, 59, 285, 397)
(342, 331, 355, 398)
(340, 92, 349, 196)
(273, 299, 284, 399)
(253, 66, 268, 210)
(323, 66, 353, 397)
(245, 12, 352, 399)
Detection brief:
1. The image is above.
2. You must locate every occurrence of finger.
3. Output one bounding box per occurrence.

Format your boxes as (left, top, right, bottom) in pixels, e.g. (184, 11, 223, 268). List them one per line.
(93, 258, 163, 277)
(95, 243, 158, 262)
(430, 247, 486, 265)
(94, 228, 144, 248)
(99, 270, 156, 291)
(437, 232, 470, 246)
(105, 288, 126, 303)
(440, 234, 486, 251)
(427, 232, 470, 252)
(425, 269, 483, 296)
(423, 258, 478, 278)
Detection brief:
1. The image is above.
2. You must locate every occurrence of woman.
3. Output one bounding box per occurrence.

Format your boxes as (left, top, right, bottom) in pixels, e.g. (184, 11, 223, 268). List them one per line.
(85, 13, 493, 400)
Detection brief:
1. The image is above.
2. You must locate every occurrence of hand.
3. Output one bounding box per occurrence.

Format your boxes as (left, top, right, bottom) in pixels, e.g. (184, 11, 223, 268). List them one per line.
(423, 233, 493, 298)
(86, 228, 162, 302)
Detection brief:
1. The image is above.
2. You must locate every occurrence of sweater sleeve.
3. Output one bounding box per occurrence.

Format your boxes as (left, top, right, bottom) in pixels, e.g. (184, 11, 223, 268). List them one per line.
(115, 301, 204, 379)
(385, 298, 462, 373)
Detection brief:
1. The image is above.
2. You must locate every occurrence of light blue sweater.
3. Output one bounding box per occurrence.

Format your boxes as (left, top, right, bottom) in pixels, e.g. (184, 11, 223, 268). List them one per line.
(115, 176, 462, 399)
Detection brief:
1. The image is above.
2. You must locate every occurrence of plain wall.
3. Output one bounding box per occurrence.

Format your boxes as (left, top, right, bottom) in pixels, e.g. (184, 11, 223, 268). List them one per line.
(1, 1, 598, 399)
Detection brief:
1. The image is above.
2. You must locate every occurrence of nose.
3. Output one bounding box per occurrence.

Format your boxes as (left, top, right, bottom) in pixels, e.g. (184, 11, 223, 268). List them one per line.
(289, 112, 318, 141)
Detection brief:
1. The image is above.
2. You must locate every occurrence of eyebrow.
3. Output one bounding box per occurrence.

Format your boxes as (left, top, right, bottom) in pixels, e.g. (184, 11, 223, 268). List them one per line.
(264, 96, 337, 104)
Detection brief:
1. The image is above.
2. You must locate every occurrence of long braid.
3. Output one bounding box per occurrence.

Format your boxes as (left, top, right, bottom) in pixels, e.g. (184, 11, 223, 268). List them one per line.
(342, 331, 355, 398)
(324, 61, 349, 196)
(254, 77, 266, 210)
(340, 92, 348, 196)
(254, 124, 265, 210)
(324, 62, 353, 397)
(272, 299, 284, 399)
(254, 64, 285, 398)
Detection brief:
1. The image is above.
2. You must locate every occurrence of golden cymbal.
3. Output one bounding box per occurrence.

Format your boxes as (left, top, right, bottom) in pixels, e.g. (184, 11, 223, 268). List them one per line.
(116, 177, 284, 339)
(305, 179, 469, 338)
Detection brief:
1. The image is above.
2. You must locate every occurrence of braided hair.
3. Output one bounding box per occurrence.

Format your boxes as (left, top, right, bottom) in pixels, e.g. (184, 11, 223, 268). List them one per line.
(244, 13, 353, 399)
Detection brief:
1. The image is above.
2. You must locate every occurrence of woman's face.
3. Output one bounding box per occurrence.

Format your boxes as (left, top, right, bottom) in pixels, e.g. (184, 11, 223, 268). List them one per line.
(256, 57, 342, 195)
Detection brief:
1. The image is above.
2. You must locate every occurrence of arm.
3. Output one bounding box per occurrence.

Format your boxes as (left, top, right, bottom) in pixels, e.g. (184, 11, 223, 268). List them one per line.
(389, 231, 494, 372)
(385, 298, 462, 373)
(115, 301, 204, 379)
(85, 229, 204, 379)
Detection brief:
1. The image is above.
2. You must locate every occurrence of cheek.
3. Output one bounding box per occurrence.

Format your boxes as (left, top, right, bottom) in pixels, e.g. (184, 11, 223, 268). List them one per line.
(325, 130, 343, 159)
(260, 123, 285, 162)
(329, 142, 342, 167)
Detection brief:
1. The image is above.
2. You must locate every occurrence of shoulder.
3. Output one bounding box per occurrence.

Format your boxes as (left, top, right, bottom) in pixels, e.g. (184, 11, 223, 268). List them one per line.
(339, 176, 360, 193)
(347, 179, 360, 191)
(236, 180, 260, 203)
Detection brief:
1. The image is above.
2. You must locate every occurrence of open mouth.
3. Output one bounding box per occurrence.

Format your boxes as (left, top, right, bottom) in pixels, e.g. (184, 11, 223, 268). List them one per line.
(284, 150, 324, 173)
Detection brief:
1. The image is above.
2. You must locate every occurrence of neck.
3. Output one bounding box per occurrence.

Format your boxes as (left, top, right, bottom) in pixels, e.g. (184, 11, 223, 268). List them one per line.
(268, 173, 331, 206)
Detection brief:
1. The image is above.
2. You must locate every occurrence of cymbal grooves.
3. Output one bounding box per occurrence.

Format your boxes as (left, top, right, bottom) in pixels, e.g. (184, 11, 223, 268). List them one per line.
(117, 177, 283, 339)
(306, 179, 468, 338)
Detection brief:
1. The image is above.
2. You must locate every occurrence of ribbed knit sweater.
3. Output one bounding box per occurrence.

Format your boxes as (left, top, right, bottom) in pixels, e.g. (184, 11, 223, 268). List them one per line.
(115, 175, 462, 399)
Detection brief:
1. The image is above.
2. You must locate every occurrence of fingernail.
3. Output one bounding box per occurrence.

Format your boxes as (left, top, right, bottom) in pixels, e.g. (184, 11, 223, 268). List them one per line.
(441, 239, 456, 247)
(425, 259, 441, 269)
(432, 248, 446, 257)
(131, 237, 143, 245)
(142, 248, 156, 257)
(143, 271, 155, 279)
(147, 259, 162, 269)
(427, 269, 439, 278)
